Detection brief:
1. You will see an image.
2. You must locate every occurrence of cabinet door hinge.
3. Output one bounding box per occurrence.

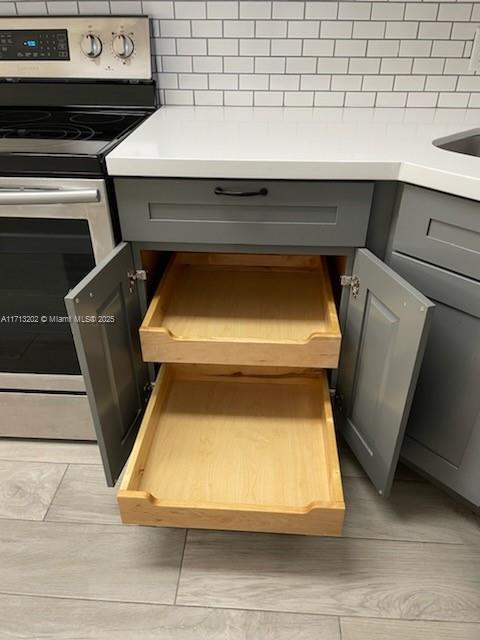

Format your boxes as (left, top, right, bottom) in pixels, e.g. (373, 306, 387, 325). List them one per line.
(340, 274, 360, 298)
(127, 269, 147, 293)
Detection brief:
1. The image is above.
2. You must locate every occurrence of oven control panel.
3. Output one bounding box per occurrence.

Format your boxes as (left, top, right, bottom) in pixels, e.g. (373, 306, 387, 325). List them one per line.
(0, 17, 151, 80)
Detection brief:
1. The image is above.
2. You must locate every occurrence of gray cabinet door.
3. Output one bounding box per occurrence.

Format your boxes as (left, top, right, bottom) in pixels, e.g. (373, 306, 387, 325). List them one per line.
(65, 243, 149, 486)
(336, 249, 434, 497)
(389, 251, 480, 508)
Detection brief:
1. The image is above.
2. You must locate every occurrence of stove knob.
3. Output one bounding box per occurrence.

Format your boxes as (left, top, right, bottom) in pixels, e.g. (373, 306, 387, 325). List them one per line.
(112, 33, 134, 59)
(81, 33, 102, 58)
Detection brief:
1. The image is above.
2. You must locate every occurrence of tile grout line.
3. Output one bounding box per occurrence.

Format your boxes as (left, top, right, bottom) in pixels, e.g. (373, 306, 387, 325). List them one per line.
(42, 463, 69, 522)
(173, 528, 189, 604)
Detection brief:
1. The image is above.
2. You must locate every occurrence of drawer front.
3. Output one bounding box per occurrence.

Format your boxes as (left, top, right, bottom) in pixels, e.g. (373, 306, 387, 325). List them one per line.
(115, 178, 373, 247)
(117, 365, 345, 536)
(393, 185, 480, 280)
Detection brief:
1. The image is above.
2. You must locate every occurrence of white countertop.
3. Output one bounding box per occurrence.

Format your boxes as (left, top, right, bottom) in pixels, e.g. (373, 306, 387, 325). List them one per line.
(106, 106, 480, 201)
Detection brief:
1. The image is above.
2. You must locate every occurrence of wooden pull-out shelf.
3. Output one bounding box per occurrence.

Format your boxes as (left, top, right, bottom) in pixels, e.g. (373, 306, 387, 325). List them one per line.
(140, 253, 341, 368)
(117, 364, 345, 536)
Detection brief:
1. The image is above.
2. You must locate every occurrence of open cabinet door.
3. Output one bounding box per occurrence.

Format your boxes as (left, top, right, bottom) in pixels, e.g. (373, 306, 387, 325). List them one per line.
(65, 243, 149, 486)
(336, 249, 434, 496)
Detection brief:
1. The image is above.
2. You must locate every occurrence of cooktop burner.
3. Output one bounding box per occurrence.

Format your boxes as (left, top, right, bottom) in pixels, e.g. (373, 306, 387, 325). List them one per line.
(0, 108, 145, 142)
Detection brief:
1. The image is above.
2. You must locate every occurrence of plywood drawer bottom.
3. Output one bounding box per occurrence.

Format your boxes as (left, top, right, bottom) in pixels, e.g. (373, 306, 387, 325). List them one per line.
(117, 364, 345, 536)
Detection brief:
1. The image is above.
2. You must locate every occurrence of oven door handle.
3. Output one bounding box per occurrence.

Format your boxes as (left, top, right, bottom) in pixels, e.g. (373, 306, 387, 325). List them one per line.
(0, 188, 100, 206)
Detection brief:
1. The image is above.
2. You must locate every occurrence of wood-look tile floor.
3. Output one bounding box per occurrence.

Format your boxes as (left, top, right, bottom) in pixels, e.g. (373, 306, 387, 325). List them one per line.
(0, 439, 478, 640)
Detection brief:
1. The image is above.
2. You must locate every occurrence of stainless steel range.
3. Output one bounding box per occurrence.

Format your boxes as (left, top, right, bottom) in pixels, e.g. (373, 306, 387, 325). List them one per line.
(0, 16, 156, 440)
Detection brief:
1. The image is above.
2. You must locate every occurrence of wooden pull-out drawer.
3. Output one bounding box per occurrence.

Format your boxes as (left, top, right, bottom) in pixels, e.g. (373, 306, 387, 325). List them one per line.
(117, 364, 345, 536)
(140, 253, 341, 368)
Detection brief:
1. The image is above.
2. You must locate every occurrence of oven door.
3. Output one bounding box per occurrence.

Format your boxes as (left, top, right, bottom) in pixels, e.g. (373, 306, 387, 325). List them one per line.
(0, 177, 115, 395)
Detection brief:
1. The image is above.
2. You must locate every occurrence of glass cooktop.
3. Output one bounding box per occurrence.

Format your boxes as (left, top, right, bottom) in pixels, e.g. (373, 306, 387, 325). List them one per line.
(0, 108, 148, 155)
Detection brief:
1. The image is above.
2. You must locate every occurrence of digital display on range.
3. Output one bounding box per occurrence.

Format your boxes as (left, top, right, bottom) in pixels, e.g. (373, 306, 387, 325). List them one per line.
(0, 29, 69, 60)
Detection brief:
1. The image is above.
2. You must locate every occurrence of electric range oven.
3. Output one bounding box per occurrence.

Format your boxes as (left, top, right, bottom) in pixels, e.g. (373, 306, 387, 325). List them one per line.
(0, 16, 157, 439)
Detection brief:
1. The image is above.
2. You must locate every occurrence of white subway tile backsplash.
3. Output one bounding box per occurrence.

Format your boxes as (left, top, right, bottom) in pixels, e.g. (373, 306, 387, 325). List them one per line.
(224, 20, 255, 38)
(209, 73, 238, 89)
(240, 38, 270, 56)
(164, 89, 194, 104)
(335, 39, 367, 56)
(240, 2, 271, 20)
(367, 39, 400, 56)
(47, 2, 78, 15)
(399, 39, 432, 56)
(431, 39, 465, 57)
(385, 21, 418, 39)
(195, 90, 223, 105)
(438, 91, 469, 107)
(380, 57, 413, 73)
(255, 56, 285, 73)
(305, 2, 338, 20)
(438, 3, 473, 23)
(254, 91, 283, 106)
(320, 20, 353, 39)
(224, 90, 253, 105)
(271, 38, 302, 55)
(418, 21, 452, 39)
(160, 20, 191, 37)
(302, 74, 331, 90)
(349, 57, 381, 74)
(110, 1, 142, 14)
(273, 1, 304, 20)
(412, 57, 444, 74)
(371, 3, 405, 21)
(208, 38, 239, 55)
(270, 74, 300, 90)
(407, 92, 438, 107)
(318, 57, 349, 73)
(376, 91, 407, 106)
(176, 38, 207, 55)
(239, 73, 269, 90)
(179, 73, 208, 89)
(255, 20, 287, 38)
(22, 0, 478, 107)
(175, 2, 206, 20)
(339, 2, 371, 21)
(314, 91, 345, 106)
(286, 56, 316, 74)
(162, 56, 193, 72)
(287, 20, 319, 39)
(345, 92, 376, 107)
(393, 74, 425, 91)
(284, 91, 314, 106)
(457, 76, 480, 92)
(206, 2, 238, 19)
(141, 2, 174, 19)
(362, 74, 395, 91)
(17, 2, 47, 15)
(405, 3, 438, 22)
(331, 74, 362, 90)
(425, 75, 458, 91)
(353, 21, 386, 39)
(193, 56, 223, 72)
(224, 56, 254, 72)
(192, 20, 222, 37)
(303, 38, 335, 56)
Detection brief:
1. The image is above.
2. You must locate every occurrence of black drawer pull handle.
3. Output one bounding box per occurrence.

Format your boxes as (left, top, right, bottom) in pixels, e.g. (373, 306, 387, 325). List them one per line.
(214, 187, 269, 197)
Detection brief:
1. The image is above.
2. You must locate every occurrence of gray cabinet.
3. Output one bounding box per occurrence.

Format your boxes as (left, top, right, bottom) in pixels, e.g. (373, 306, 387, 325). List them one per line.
(389, 252, 480, 507)
(66, 241, 433, 501)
